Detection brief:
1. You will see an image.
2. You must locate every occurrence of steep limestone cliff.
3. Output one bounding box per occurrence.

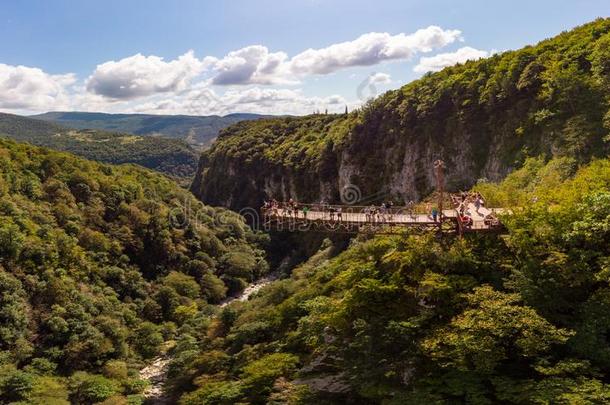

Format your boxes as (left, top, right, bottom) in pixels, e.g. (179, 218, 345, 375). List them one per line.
(192, 19, 610, 210)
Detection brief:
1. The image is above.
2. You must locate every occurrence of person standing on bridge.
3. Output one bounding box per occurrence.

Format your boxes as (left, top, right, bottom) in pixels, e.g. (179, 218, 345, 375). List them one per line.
(302, 205, 309, 219)
(474, 194, 482, 216)
(407, 200, 415, 219)
(337, 207, 343, 222)
(387, 201, 394, 221)
(431, 206, 439, 222)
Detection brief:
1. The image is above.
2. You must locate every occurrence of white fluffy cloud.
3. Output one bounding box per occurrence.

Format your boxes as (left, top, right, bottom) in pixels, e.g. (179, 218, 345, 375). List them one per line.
(289, 26, 461, 76)
(206, 26, 461, 85)
(86, 50, 204, 99)
(414, 46, 488, 73)
(206, 46, 292, 85)
(221, 88, 347, 114)
(0, 26, 477, 115)
(131, 86, 349, 116)
(0, 64, 75, 110)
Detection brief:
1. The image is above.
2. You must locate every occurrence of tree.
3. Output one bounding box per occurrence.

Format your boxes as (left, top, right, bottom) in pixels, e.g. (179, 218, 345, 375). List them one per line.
(0, 221, 24, 261)
(0, 270, 31, 352)
(180, 380, 243, 405)
(200, 271, 227, 303)
(132, 322, 164, 359)
(0, 368, 35, 403)
(422, 286, 572, 373)
(163, 271, 201, 299)
(69, 372, 121, 404)
(241, 353, 299, 401)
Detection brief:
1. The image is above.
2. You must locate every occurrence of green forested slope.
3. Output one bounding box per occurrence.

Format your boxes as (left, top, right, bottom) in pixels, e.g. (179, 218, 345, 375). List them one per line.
(193, 18, 610, 209)
(173, 156, 610, 404)
(0, 139, 268, 404)
(0, 113, 199, 180)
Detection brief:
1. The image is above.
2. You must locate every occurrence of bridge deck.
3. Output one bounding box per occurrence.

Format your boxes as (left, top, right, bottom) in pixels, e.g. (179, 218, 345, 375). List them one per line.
(262, 202, 505, 234)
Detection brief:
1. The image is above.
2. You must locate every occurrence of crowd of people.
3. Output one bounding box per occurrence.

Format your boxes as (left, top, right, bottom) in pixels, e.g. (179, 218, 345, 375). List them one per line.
(262, 199, 305, 218)
(451, 191, 499, 228)
(362, 201, 396, 223)
(263, 199, 400, 223)
(452, 191, 485, 215)
(262, 193, 500, 229)
(262, 198, 443, 224)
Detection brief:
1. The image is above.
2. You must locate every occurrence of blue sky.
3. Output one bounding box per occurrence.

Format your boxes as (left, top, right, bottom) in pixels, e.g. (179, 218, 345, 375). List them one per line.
(0, 0, 608, 115)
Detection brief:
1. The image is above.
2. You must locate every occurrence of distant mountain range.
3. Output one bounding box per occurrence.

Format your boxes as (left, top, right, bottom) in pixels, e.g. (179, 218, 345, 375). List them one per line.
(31, 111, 272, 148)
(0, 112, 200, 181)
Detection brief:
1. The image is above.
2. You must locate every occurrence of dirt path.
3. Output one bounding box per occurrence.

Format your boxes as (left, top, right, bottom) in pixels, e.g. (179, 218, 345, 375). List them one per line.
(139, 273, 278, 403)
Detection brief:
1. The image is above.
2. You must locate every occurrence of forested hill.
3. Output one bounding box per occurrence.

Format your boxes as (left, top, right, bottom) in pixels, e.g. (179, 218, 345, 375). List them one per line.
(192, 18, 610, 210)
(0, 138, 268, 403)
(32, 111, 271, 148)
(0, 112, 200, 180)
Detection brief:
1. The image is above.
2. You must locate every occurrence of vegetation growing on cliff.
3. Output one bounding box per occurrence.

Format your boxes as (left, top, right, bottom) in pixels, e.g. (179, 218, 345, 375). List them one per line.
(172, 156, 610, 403)
(0, 139, 268, 403)
(194, 18, 610, 207)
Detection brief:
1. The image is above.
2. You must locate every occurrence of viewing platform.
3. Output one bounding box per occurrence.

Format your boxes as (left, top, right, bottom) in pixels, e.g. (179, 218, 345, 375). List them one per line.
(260, 161, 506, 236)
(261, 198, 506, 235)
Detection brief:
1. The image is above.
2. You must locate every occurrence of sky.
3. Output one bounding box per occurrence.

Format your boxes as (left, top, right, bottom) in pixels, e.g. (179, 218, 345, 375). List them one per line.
(0, 0, 608, 116)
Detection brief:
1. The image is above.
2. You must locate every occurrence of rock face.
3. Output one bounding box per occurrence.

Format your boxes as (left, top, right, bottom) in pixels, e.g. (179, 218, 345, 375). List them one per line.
(192, 19, 610, 210)
(190, 114, 509, 211)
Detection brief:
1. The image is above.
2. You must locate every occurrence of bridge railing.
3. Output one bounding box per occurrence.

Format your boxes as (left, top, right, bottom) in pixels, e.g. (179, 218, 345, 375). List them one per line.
(261, 202, 442, 225)
(263, 202, 432, 213)
(261, 192, 505, 229)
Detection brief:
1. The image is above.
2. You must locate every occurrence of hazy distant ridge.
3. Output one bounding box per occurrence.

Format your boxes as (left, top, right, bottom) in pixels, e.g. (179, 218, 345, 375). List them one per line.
(32, 111, 272, 147)
(0, 112, 200, 179)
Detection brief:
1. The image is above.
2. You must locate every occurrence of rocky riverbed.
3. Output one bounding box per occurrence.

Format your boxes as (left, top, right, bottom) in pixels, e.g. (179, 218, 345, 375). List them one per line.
(139, 273, 278, 403)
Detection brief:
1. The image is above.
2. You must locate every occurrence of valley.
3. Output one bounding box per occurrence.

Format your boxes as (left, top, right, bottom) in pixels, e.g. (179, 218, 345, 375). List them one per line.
(0, 11, 608, 405)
